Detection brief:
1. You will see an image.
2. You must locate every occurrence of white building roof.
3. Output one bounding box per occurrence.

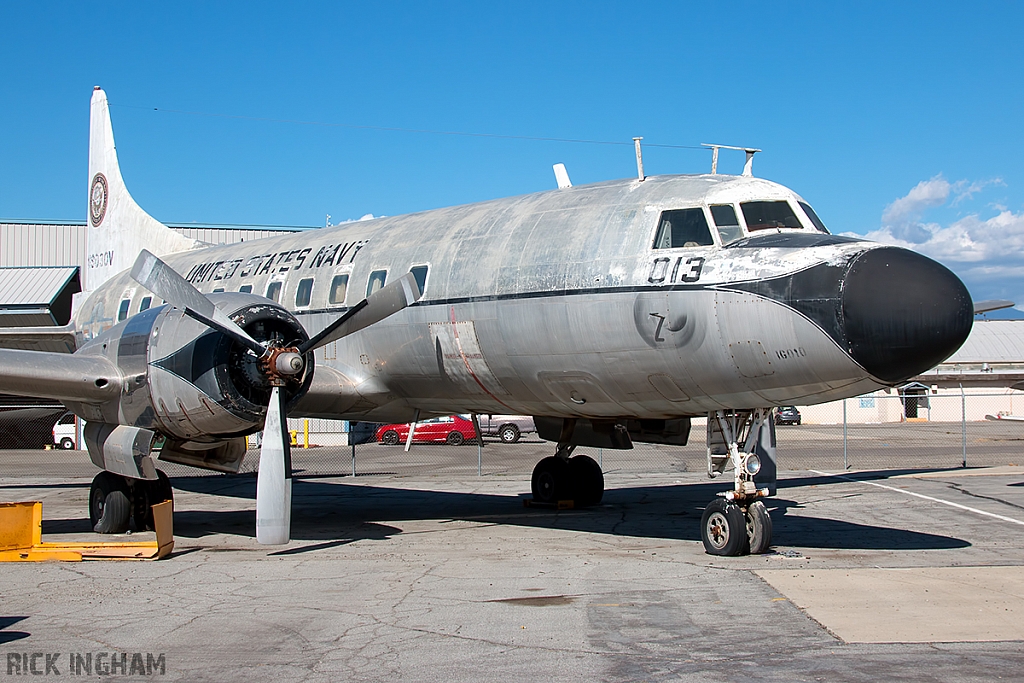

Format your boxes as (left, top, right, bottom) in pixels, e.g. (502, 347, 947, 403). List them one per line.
(945, 320, 1024, 364)
(0, 266, 79, 307)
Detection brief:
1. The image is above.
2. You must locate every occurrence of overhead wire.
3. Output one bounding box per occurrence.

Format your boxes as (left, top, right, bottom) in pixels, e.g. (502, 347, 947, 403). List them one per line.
(110, 102, 709, 151)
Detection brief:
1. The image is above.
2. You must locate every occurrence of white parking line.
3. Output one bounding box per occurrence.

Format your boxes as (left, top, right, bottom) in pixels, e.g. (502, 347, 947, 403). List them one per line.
(810, 470, 1024, 528)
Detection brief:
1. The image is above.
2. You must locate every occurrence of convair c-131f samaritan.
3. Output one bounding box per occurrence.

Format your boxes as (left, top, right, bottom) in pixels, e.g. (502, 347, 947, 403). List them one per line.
(0, 88, 974, 555)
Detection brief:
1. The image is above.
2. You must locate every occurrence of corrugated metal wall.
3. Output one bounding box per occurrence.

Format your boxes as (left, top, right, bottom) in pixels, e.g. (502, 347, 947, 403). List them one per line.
(0, 223, 303, 267)
(0, 224, 87, 267)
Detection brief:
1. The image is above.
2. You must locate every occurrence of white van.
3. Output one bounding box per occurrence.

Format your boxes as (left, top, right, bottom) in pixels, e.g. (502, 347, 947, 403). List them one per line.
(52, 412, 78, 449)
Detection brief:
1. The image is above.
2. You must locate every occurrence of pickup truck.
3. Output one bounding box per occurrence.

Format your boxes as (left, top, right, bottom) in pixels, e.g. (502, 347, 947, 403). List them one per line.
(474, 415, 536, 443)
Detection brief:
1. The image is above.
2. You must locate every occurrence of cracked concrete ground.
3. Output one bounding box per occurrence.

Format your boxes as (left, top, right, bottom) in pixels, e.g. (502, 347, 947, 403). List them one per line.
(2, 459, 1024, 681)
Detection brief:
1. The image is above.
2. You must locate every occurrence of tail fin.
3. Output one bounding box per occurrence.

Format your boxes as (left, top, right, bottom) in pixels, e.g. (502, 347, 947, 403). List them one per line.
(86, 87, 199, 291)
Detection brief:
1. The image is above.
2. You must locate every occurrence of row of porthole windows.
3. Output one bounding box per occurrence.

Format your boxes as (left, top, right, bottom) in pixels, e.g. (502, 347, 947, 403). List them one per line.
(116, 264, 430, 322)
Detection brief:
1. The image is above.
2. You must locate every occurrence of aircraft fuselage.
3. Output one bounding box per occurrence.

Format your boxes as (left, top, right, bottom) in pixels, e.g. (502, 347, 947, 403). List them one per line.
(74, 173, 973, 424)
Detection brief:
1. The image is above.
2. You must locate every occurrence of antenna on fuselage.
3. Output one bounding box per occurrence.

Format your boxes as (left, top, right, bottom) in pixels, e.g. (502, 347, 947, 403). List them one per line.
(633, 137, 645, 181)
(552, 163, 572, 189)
(702, 143, 762, 176)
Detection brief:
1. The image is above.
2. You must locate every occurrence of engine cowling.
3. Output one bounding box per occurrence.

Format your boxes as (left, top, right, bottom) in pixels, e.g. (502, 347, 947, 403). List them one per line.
(67, 293, 313, 444)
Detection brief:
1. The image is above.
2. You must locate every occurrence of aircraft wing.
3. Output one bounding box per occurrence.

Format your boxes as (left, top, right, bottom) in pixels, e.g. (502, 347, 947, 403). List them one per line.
(0, 325, 77, 353)
(0, 348, 120, 403)
(985, 414, 1024, 422)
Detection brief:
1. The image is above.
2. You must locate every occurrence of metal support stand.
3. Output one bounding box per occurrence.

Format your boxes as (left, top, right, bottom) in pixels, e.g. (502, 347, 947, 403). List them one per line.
(843, 398, 849, 470)
(351, 442, 356, 478)
(961, 384, 967, 468)
(404, 409, 420, 452)
(470, 414, 484, 476)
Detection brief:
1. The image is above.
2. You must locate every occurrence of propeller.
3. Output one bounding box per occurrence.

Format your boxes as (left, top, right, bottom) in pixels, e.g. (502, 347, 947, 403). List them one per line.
(130, 249, 421, 544)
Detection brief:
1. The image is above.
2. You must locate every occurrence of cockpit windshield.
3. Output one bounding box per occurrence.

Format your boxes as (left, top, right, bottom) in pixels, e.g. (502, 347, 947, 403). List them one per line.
(740, 201, 804, 231)
(798, 201, 830, 234)
(710, 204, 744, 244)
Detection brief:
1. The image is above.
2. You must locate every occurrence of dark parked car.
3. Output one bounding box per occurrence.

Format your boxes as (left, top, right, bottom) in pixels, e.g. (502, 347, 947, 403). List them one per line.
(775, 406, 801, 425)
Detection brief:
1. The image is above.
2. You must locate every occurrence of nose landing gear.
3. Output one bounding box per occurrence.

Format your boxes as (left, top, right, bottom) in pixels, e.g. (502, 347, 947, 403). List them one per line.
(702, 408, 776, 556)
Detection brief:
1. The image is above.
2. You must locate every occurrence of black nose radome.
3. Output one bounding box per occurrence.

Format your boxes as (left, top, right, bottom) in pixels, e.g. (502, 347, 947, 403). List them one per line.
(842, 247, 973, 383)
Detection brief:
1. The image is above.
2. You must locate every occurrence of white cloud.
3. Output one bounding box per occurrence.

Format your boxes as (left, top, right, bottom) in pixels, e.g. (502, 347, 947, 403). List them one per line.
(863, 178, 1024, 309)
(879, 175, 950, 242)
(330, 213, 384, 227)
(951, 178, 1004, 206)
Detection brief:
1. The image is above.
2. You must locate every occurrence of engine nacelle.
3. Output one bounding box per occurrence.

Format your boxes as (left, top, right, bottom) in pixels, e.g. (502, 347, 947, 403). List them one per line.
(66, 293, 313, 445)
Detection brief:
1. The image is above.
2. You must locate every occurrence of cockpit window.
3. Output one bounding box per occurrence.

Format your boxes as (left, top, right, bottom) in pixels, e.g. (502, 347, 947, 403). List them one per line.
(653, 209, 714, 249)
(798, 201, 830, 234)
(710, 204, 744, 244)
(740, 201, 804, 231)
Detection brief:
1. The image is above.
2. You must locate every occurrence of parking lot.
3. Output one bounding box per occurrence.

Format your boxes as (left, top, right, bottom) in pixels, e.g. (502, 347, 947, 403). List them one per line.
(2, 422, 1024, 681)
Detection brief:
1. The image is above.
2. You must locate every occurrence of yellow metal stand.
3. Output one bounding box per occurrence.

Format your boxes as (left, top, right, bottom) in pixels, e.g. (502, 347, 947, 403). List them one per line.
(0, 500, 174, 562)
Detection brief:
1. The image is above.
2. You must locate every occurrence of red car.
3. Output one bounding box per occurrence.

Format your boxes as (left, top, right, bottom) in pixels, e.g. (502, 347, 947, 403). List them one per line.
(376, 415, 477, 446)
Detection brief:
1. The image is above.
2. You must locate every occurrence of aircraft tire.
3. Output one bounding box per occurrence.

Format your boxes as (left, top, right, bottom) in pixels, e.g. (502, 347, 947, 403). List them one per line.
(745, 500, 773, 554)
(569, 455, 604, 506)
(531, 456, 570, 504)
(499, 425, 520, 443)
(700, 498, 749, 556)
(89, 471, 132, 534)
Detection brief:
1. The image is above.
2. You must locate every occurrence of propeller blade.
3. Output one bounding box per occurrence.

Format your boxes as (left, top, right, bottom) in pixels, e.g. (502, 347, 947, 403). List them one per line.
(255, 386, 292, 545)
(180, 307, 266, 357)
(130, 250, 264, 355)
(298, 272, 421, 354)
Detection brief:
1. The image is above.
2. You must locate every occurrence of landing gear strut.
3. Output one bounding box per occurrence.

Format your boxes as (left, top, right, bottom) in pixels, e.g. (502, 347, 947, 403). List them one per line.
(530, 444, 604, 507)
(701, 408, 775, 556)
(89, 470, 174, 534)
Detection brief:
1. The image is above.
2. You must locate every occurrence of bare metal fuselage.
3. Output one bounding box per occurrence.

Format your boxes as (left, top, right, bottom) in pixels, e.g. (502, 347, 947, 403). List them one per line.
(73, 173, 964, 425)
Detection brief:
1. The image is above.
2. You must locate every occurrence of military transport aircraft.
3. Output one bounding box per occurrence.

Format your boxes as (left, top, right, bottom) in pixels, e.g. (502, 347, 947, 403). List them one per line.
(0, 87, 974, 555)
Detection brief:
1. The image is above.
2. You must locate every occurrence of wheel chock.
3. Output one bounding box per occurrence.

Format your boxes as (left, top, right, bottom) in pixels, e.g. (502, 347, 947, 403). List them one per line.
(0, 500, 174, 562)
(523, 499, 575, 510)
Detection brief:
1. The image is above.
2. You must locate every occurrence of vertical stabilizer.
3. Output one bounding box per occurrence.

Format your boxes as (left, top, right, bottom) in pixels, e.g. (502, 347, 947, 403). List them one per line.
(87, 87, 200, 291)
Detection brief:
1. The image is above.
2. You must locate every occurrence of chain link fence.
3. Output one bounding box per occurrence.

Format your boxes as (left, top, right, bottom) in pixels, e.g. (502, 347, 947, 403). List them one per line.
(4, 392, 1024, 479)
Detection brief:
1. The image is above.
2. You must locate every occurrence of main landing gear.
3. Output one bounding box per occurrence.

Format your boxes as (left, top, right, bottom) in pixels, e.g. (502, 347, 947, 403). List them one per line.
(531, 444, 604, 507)
(89, 470, 173, 534)
(701, 408, 775, 556)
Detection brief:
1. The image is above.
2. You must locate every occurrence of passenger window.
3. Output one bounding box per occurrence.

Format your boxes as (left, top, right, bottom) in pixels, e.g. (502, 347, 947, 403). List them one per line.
(710, 205, 744, 244)
(239, 285, 253, 294)
(741, 201, 803, 231)
(139, 296, 152, 312)
(117, 299, 130, 322)
(798, 201, 830, 234)
(653, 209, 714, 249)
(329, 274, 349, 305)
(366, 270, 387, 297)
(410, 265, 428, 296)
(295, 278, 314, 307)
(266, 281, 282, 302)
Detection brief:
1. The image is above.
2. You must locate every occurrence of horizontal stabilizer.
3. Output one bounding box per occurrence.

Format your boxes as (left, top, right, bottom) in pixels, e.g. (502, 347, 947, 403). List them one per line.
(974, 299, 1015, 314)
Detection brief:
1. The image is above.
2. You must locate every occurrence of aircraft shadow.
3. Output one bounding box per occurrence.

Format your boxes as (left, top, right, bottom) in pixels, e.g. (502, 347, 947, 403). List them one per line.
(134, 473, 970, 551)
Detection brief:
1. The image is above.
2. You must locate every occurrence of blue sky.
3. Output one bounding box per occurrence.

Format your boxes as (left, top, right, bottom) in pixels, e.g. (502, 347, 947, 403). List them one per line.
(2, 2, 1023, 312)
